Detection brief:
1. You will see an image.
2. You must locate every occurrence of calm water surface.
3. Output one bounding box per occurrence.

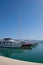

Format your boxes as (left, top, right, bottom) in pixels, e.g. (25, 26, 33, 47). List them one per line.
(0, 43, 43, 63)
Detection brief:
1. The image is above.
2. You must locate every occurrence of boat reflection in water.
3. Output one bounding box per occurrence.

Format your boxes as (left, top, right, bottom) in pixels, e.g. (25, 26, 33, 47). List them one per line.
(0, 43, 38, 57)
(0, 43, 43, 63)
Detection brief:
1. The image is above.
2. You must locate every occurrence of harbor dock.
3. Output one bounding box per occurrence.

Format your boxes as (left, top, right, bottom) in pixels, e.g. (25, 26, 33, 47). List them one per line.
(0, 56, 43, 65)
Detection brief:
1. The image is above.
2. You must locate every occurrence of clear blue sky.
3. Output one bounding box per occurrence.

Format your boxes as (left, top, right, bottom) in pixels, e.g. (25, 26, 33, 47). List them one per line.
(0, 0, 43, 40)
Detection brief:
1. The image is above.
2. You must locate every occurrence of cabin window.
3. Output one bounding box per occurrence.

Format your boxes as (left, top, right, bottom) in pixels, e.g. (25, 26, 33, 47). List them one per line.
(6, 43, 9, 46)
(10, 42, 12, 43)
(0, 42, 1, 44)
(6, 42, 8, 43)
(3, 42, 5, 45)
(10, 43, 12, 46)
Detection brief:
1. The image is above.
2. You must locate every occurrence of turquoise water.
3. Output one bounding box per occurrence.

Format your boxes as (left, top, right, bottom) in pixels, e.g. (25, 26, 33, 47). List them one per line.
(0, 43, 43, 63)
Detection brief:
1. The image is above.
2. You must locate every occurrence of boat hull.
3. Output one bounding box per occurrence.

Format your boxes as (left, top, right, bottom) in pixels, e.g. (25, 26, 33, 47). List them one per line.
(22, 44, 32, 47)
(0, 42, 22, 48)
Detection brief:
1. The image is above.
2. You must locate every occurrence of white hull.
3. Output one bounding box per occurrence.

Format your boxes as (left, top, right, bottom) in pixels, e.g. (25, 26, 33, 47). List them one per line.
(0, 42, 22, 48)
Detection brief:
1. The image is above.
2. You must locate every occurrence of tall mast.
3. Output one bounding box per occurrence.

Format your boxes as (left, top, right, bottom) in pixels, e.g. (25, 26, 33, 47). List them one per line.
(18, 12, 21, 40)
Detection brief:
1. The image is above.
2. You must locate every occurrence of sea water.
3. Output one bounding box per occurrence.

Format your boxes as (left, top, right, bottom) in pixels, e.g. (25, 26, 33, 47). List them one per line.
(0, 43, 43, 63)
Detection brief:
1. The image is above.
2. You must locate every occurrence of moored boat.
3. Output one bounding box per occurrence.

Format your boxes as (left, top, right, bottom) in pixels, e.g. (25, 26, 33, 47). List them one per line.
(21, 41, 32, 47)
(0, 38, 22, 48)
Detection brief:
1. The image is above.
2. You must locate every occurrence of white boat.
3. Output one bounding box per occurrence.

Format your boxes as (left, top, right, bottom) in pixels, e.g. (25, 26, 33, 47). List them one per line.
(0, 38, 22, 48)
(31, 40, 39, 45)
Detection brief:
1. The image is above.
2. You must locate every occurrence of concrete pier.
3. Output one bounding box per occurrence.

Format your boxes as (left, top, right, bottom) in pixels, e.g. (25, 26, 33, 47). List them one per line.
(0, 56, 43, 65)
